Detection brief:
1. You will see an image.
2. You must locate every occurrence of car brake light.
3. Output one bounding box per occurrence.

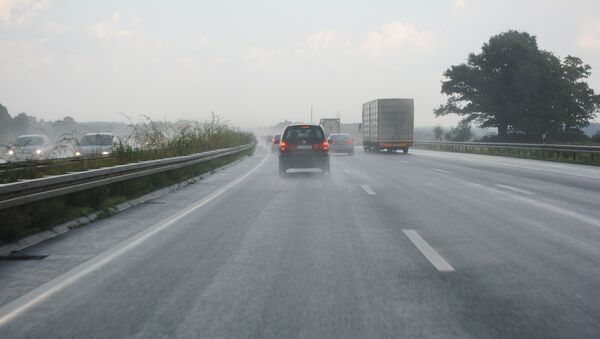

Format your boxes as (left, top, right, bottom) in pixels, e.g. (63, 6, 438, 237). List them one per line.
(279, 141, 287, 152)
(345, 139, 352, 144)
(322, 140, 329, 152)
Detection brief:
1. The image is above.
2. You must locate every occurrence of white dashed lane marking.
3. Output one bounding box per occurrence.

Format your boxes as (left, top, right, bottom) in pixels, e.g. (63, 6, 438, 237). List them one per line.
(403, 229, 455, 272)
(494, 184, 535, 195)
(360, 185, 376, 195)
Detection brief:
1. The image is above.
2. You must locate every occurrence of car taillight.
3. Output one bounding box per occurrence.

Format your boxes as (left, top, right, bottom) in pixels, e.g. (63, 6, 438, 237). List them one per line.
(322, 140, 329, 152)
(279, 141, 287, 152)
(345, 139, 353, 144)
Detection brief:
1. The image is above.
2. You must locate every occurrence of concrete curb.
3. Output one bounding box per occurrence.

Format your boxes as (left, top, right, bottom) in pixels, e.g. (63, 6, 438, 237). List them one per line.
(0, 156, 249, 257)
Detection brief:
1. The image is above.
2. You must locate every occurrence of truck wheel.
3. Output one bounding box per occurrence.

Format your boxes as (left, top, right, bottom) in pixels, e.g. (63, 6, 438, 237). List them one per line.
(403, 148, 409, 154)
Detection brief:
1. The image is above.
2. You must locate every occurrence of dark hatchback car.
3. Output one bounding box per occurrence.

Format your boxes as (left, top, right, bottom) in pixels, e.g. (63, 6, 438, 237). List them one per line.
(278, 124, 330, 176)
(327, 133, 354, 155)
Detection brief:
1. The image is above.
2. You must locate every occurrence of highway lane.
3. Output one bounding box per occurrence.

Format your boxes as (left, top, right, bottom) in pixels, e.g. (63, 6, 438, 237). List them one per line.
(1, 145, 599, 338)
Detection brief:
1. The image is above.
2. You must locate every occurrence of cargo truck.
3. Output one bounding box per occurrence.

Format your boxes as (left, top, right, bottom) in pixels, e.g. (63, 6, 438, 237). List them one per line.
(320, 118, 341, 136)
(361, 98, 414, 153)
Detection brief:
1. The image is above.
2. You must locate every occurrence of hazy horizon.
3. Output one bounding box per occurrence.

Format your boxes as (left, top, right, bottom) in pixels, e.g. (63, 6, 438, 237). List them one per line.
(1, 0, 599, 129)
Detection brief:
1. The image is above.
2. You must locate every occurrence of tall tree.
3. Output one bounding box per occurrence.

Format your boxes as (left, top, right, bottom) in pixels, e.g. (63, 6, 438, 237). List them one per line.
(444, 121, 473, 141)
(12, 113, 31, 136)
(435, 30, 600, 141)
(433, 125, 444, 141)
(0, 103, 11, 144)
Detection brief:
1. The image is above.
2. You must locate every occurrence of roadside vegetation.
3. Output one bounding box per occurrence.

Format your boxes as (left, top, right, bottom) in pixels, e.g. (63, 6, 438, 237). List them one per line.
(0, 114, 255, 183)
(0, 115, 255, 244)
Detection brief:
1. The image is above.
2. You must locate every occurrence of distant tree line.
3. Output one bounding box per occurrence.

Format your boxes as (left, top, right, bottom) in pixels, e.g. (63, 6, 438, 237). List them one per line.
(0, 103, 132, 146)
(0, 104, 34, 145)
(435, 30, 600, 143)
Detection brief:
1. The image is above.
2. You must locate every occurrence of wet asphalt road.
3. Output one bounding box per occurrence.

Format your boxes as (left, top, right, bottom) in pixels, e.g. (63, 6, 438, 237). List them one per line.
(1, 145, 599, 338)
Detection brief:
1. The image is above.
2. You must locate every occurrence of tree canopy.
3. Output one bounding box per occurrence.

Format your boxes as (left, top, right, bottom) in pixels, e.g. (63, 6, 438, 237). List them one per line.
(435, 30, 600, 142)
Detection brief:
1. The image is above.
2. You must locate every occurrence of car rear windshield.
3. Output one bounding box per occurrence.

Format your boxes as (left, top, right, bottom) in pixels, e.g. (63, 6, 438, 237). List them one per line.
(283, 126, 325, 143)
(14, 136, 44, 146)
(328, 134, 350, 140)
(80, 135, 113, 146)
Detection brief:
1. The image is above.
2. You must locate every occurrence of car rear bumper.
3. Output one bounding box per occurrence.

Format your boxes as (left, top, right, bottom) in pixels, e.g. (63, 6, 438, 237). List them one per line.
(329, 144, 354, 153)
(279, 153, 329, 169)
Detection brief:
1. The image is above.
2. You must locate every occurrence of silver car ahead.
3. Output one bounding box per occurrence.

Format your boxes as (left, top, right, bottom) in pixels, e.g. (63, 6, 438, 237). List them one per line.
(327, 133, 354, 155)
(5, 134, 53, 162)
(75, 133, 115, 157)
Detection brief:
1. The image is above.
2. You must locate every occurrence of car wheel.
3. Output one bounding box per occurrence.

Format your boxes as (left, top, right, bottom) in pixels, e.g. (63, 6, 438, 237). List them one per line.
(403, 148, 409, 154)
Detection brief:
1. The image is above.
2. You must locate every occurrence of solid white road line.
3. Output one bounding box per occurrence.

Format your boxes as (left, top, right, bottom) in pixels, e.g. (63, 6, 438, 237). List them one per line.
(360, 184, 376, 195)
(403, 229, 455, 272)
(510, 194, 600, 229)
(433, 168, 451, 174)
(494, 184, 535, 195)
(397, 160, 410, 165)
(466, 178, 600, 229)
(0, 152, 271, 327)
(413, 149, 600, 180)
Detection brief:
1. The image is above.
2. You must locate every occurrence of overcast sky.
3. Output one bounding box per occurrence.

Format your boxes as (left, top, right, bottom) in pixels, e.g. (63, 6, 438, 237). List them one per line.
(1, 0, 599, 128)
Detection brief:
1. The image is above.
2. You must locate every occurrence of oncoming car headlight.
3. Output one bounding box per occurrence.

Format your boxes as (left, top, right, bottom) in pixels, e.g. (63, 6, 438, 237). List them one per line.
(75, 151, 81, 157)
(102, 151, 110, 155)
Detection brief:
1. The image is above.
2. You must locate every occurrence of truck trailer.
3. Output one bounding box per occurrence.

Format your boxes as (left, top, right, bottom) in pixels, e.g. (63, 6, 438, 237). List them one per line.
(319, 118, 341, 136)
(362, 98, 414, 153)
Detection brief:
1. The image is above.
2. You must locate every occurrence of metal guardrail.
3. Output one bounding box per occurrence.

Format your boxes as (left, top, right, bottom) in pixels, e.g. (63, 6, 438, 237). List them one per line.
(0, 144, 254, 210)
(413, 141, 600, 165)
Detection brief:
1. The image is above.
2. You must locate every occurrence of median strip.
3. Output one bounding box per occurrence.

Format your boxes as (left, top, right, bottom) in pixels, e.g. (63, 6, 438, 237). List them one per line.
(403, 229, 455, 272)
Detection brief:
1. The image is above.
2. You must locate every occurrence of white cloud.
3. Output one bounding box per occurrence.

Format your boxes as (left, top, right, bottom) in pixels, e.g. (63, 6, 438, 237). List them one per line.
(305, 30, 340, 50)
(246, 46, 278, 68)
(94, 12, 135, 40)
(0, 40, 52, 73)
(362, 21, 434, 58)
(0, 0, 51, 23)
(579, 21, 600, 51)
(193, 36, 210, 50)
(452, 0, 466, 10)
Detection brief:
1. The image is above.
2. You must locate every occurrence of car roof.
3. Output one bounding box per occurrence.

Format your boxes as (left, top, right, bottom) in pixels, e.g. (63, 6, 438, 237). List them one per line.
(286, 123, 321, 128)
(16, 134, 49, 138)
